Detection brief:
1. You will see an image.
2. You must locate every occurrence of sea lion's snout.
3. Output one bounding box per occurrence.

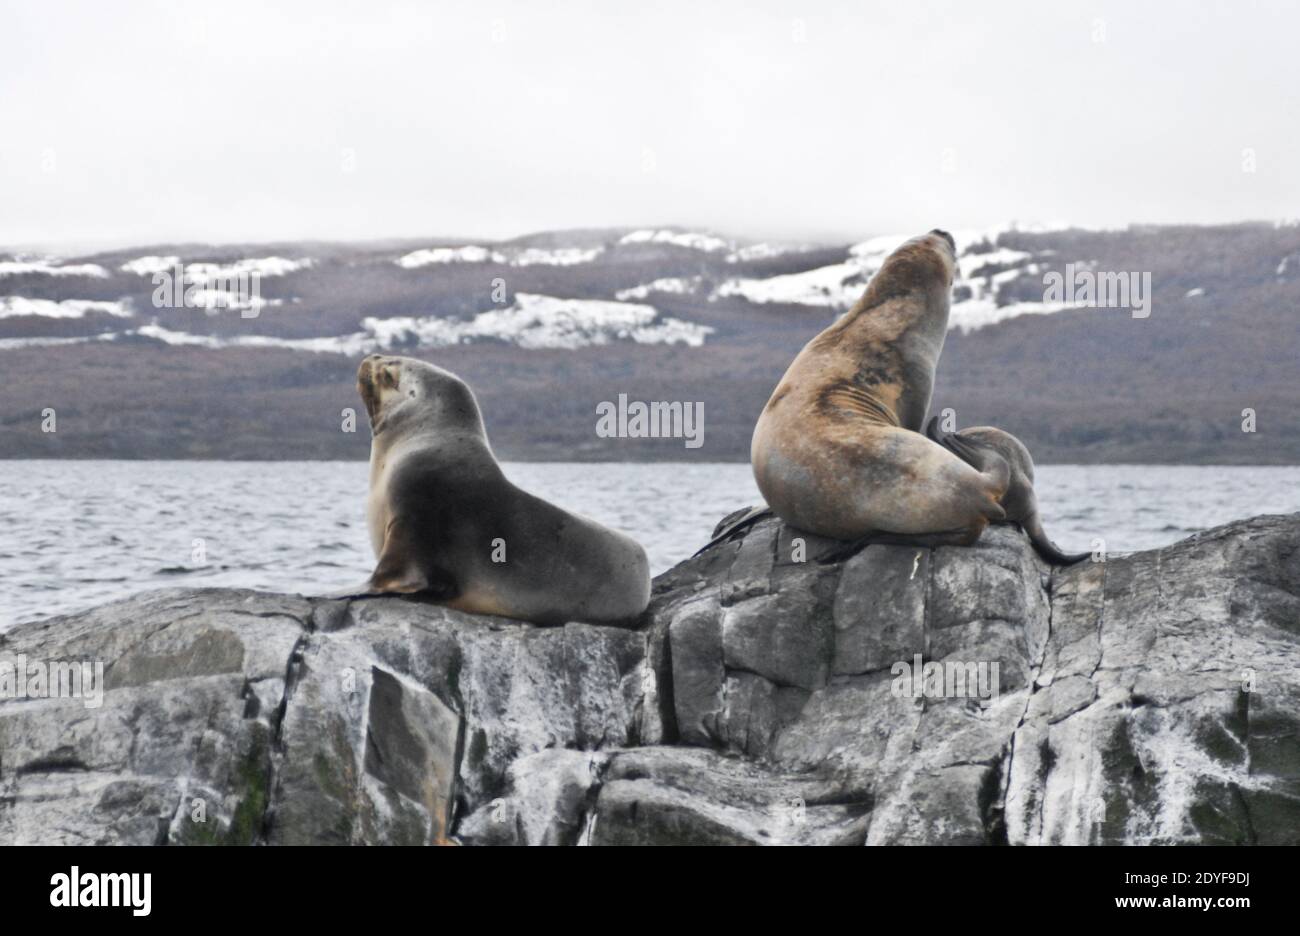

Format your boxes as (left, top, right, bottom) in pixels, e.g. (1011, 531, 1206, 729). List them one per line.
(358, 355, 399, 390)
(929, 228, 957, 253)
(357, 356, 378, 398)
(357, 355, 399, 431)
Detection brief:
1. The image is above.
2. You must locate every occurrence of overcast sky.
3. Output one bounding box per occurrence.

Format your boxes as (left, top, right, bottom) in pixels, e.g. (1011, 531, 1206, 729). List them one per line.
(2, 0, 1297, 250)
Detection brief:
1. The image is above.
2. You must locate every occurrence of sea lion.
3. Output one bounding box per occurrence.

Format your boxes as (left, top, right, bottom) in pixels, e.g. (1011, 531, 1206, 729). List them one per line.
(745, 230, 1013, 553)
(924, 418, 1089, 565)
(353, 354, 650, 625)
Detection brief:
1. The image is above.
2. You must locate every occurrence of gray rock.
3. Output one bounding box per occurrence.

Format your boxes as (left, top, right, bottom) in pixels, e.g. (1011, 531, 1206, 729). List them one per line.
(0, 590, 649, 845)
(667, 596, 725, 745)
(832, 545, 928, 675)
(588, 747, 872, 846)
(721, 587, 831, 691)
(457, 749, 609, 845)
(2, 512, 1297, 845)
(1004, 516, 1300, 845)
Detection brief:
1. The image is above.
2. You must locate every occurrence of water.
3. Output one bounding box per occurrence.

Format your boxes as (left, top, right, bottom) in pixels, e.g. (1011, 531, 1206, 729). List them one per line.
(1, 460, 1297, 629)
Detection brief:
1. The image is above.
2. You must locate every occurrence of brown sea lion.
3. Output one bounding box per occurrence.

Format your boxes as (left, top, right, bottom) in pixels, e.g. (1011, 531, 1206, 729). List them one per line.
(350, 354, 651, 625)
(722, 230, 1016, 558)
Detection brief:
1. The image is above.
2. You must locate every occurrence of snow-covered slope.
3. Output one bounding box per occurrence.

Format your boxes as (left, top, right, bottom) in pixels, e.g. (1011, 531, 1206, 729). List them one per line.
(118, 256, 314, 279)
(396, 245, 605, 268)
(0, 297, 132, 319)
(359, 294, 711, 350)
(114, 256, 311, 314)
(0, 259, 109, 279)
(619, 229, 729, 252)
(396, 246, 502, 267)
(615, 276, 702, 301)
(0, 294, 713, 353)
(711, 226, 1089, 332)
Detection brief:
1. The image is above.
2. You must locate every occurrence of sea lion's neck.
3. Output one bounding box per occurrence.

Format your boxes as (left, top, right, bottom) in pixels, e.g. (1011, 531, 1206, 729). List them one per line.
(839, 286, 949, 339)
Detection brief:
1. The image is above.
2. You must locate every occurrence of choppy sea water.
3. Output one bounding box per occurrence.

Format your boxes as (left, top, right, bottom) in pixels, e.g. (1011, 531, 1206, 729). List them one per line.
(1, 460, 1298, 629)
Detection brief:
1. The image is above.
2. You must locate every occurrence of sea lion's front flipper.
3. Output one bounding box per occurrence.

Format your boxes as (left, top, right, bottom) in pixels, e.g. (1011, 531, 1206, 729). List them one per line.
(692, 504, 774, 557)
(368, 518, 459, 597)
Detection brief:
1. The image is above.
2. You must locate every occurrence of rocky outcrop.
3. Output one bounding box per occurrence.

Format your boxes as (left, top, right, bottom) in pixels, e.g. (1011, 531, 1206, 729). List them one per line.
(1, 513, 1297, 845)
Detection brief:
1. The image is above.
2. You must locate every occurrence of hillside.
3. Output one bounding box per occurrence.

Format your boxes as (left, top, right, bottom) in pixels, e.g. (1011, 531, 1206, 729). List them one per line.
(1, 222, 1297, 463)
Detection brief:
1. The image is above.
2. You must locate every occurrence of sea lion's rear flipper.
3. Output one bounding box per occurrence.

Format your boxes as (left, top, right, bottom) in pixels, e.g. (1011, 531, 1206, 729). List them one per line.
(321, 583, 383, 600)
(1023, 514, 1091, 566)
(692, 504, 773, 557)
(368, 519, 459, 596)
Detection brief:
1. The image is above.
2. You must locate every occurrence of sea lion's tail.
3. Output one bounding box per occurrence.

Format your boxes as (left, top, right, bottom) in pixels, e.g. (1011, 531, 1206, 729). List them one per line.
(1023, 513, 1091, 565)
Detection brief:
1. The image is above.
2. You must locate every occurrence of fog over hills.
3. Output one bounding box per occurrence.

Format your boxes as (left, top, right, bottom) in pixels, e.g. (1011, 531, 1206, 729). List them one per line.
(2, 222, 1297, 463)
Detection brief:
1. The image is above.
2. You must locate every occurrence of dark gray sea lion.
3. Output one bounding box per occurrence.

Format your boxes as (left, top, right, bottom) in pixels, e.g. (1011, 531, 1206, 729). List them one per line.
(354, 354, 650, 625)
(924, 417, 1089, 565)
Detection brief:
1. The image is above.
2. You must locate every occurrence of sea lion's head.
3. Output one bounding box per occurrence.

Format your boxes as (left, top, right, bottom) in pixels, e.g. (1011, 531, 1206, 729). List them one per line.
(910, 228, 959, 285)
(928, 228, 957, 253)
(847, 228, 959, 320)
(356, 354, 484, 439)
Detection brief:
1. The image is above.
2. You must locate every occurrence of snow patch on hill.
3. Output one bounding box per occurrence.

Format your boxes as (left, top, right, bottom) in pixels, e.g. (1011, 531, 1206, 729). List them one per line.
(396, 232, 813, 272)
(119, 256, 315, 278)
(0, 334, 118, 350)
(713, 226, 1089, 332)
(360, 294, 711, 350)
(0, 297, 133, 319)
(725, 242, 817, 264)
(0, 294, 712, 354)
(619, 229, 729, 252)
(115, 256, 307, 314)
(0, 259, 110, 279)
(958, 246, 1034, 279)
(615, 276, 703, 300)
(713, 260, 863, 307)
(396, 246, 504, 267)
(396, 245, 605, 268)
(133, 324, 368, 354)
(512, 246, 605, 266)
(948, 298, 1081, 331)
(711, 234, 907, 308)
